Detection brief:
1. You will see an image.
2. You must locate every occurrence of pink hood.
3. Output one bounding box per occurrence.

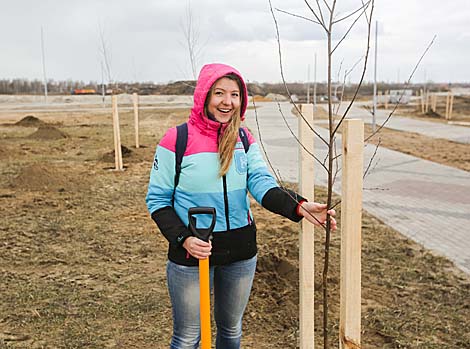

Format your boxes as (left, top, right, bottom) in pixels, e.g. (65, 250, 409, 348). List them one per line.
(189, 63, 249, 133)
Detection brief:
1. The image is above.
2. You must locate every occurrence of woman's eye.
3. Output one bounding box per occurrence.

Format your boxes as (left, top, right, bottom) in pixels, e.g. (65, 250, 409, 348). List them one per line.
(215, 91, 223, 96)
(232, 93, 239, 98)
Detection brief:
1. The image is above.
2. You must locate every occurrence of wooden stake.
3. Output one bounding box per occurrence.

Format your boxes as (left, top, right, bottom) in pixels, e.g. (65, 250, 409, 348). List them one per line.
(299, 103, 315, 349)
(420, 89, 425, 114)
(339, 119, 363, 349)
(449, 93, 454, 120)
(112, 95, 123, 170)
(133, 93, 140, 148)
(425, 90, 430, 113)
(445, 92, 450, 120)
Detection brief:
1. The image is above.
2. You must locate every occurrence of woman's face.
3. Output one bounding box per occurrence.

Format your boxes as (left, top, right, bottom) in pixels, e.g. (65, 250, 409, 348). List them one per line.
(207, 77, 241, 123)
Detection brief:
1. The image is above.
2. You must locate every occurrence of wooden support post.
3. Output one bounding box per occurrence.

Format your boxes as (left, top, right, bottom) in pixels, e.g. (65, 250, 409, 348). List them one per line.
(339, 119, 363, 349)
(425, 90, 430, 113)
(449, 93, 454, 120)
(133, 93, 140, 148)
(384, 90, 389, 109)
(299, 103, 315, 349)
(445, 92, 450, 120)
(431, 94, 436, 113)
(419, 89, 425, 114)
(112, 95, 123, 170)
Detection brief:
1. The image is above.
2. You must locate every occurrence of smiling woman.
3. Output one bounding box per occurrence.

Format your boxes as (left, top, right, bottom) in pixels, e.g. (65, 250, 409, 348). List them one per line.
(145, 63, 336, 349)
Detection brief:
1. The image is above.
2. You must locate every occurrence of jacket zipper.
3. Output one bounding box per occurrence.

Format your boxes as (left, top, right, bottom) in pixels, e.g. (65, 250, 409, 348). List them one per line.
(218, 125, 231, 231)
(223, 175, 230, 230)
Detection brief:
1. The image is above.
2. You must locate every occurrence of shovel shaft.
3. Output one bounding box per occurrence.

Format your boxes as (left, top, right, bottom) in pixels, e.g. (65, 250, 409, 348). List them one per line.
(199, 258, 211, 349)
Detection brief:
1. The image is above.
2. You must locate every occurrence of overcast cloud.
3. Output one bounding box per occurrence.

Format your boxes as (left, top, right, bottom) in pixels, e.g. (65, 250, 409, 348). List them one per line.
(1, 0, 469, 84)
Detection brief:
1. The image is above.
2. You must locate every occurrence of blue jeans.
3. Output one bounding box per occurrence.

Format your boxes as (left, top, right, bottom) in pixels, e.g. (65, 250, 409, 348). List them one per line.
(166, 255, 257, 349)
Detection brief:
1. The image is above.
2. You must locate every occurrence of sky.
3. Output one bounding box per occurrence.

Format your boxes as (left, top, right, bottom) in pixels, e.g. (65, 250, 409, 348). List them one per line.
(1, 0, 469, 84)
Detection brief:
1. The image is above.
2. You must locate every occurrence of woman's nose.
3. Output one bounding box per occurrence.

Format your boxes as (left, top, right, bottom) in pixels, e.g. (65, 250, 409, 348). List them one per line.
(222, 94, 231, 105)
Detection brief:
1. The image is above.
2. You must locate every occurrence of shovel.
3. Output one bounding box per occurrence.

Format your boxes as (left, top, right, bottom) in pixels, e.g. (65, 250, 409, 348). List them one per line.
(188, 207, 216, 349)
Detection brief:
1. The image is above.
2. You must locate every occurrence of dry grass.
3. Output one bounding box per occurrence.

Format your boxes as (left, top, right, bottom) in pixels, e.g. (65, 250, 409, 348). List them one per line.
(0, 106, 469, 348)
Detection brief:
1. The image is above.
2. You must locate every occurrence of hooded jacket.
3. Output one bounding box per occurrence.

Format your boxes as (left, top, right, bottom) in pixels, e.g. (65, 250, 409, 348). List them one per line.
(146, 63, 305, 266)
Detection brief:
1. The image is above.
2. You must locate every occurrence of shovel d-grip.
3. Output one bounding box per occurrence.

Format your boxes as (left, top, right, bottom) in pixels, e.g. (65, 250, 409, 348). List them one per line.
(187, 207, 216, 349)
(188, 207, 216, 242)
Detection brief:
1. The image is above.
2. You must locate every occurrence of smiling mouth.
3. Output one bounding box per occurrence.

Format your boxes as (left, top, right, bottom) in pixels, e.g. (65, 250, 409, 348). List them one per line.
(217, 108, 232, 114)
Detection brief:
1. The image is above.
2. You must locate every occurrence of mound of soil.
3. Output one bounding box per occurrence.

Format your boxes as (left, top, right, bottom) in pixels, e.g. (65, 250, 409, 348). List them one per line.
(12, 164, 84, 192)
(15, 115, 45, 127)
(27, 125, 67, 140)
(101, 145, 133, 163)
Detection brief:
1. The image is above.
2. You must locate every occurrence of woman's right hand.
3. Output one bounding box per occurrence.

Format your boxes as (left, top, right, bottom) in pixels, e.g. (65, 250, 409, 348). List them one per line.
(183, 237, 212, 260)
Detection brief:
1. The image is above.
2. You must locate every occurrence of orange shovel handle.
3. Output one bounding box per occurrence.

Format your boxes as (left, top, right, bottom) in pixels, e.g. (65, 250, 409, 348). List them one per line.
(199, 258, 211, 349)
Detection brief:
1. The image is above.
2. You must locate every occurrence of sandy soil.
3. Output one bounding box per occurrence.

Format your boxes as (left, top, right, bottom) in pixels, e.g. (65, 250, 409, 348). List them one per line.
(380, 95, 470, 124)
(0, 105, 469, 348)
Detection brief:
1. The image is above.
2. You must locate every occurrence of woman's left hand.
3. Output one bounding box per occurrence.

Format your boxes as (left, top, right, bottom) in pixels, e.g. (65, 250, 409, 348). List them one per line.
(299, 202, 337, 230)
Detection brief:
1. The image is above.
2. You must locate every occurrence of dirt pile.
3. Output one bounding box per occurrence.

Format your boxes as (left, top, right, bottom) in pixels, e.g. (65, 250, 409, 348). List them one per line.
(101, 145, 133, 163)
(27, 125, 67, 140)
(15, 115, 45, 127)
(11, 164, 84, 192)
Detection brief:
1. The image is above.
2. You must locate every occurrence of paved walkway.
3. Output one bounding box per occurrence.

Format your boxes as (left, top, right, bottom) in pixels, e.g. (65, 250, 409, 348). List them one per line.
(335, 102, 470, 144)
(245, 102, 470, 274)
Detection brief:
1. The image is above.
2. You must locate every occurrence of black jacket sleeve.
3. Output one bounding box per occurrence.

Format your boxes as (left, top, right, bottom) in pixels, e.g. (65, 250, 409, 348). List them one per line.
(151, 207, 192, 246)
(261, 187, 306, 222)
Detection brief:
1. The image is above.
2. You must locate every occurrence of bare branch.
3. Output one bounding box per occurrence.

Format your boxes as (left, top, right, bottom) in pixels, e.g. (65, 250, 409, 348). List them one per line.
(321, 0, 332, 13)
(331, 135, 341, 189)
(333, 0, 371, 24)
(181, 1, 201, 80)
(251, 95, 280, 182)
(98, 23, 113, 84)
(335, 55, 364, 115)
(277, 170, 329, 229)
(274, 100, 329, 173)
(275, 8, 321, 25)
(331, 0, 375, 137)
(314, 0, 326, 26)
(304, 0, 328, 32)
(365, 35, 437, 142)
(331, 0, 371, 54)
(360, 0, 370, 24)
(363, 139, 381, 179)
(269, 0, 329, 146)
(251, 95, 330, 230)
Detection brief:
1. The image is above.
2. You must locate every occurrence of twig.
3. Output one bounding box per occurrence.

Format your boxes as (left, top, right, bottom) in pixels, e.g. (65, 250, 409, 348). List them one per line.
(304, 0, 328, 31)
(274, 100, 329, 173)
(252, 95, 329, 229)
(269, 0, 329, 146)
(331, 0, 375, 137)
(314, 0, 326, 26)
(331, 0, 371, 54)
(333, 0, 371, 24)
(275, 8, 321, 25)
(363, 139, 381, 179)
(365, 35, 437, 142)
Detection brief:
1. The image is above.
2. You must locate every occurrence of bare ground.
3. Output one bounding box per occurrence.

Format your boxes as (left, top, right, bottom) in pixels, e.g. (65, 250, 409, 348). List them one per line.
(0, 107, 469, 348)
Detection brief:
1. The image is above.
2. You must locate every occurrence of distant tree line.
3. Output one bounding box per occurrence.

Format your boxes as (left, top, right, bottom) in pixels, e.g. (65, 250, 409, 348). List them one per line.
(0, 78, 461, 97)
(0, 79, 99, 95)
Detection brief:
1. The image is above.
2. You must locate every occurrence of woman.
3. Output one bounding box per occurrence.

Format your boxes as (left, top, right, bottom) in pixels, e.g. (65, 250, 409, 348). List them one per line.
(146, 63, 336, 349)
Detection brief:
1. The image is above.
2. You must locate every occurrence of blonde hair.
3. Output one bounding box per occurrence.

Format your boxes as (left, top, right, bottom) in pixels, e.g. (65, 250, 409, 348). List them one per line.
(218, 110, 241, 176)
(205, 74, 244, 177)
